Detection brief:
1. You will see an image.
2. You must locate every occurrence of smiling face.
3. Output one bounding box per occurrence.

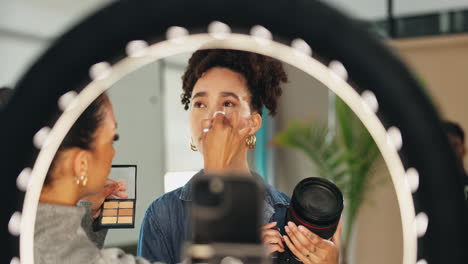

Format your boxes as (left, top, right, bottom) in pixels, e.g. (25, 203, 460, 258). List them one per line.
(189, 67, 260, 153)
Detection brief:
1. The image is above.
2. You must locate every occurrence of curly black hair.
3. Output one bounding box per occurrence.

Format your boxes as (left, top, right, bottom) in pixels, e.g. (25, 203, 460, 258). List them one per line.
(181, 49, 288, 116)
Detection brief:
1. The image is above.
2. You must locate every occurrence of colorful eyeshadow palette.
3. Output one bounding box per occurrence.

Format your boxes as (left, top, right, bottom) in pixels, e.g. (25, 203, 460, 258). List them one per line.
(96, 165, 137, 229)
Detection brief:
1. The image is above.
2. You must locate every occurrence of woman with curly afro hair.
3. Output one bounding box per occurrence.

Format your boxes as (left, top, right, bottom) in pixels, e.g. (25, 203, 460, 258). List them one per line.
(138, 49, 340, 264)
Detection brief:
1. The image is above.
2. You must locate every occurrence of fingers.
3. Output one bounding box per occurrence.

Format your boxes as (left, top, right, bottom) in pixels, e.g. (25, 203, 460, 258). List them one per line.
(261, 222, 284, 254)
(284, 222, 339, 264)
(287, 222, 339, 263)
(212, 111, 226, 130)
(204, 111, 251, 140)
(284, 225, 298, 243)
(263, 234, 284, 249)
(262, 230, 284, 249)
(230, 110, 240, 131)
(102, 183, 119, 197)
(285, 223, 315, 257)
(266, 244, 285, 254)
(283, 235, 319, 264)
(238, 126, 252, 139)
(295, 223, 337, 258)
(116, 180, 126, 187)
(262, 222, 277, 230)
(331, 217, 342, 249)
(92, 208, 102, 220)
(202, 119, 212, 132)
(113, 191, 129, 199)
(295, 224, 321, 245)
(103, 180, 129, 199)
(104, 179, 117, 187)
(315, 237, 336, 251)
(282, 235, 301, 259)
(288, 222, 316, 248)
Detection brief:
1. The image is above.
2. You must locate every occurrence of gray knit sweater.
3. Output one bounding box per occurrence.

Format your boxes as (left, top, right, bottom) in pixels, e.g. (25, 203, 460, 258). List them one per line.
(34, 201, 153, 264)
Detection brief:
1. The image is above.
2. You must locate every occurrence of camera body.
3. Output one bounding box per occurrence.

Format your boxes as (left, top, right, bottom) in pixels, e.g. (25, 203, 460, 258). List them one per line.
(274, 177, 344, 264)
(184, 173, 270, 264)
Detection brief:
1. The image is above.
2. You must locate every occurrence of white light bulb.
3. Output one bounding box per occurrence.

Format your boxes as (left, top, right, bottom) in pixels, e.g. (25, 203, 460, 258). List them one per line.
(329, 60, 348, 81)
(10, 257, 20, 264)
(33, 126, 51, 149)
(89, 62, 111, 81)
(360, 90, 378, 113)
(415, 212, 429, 237)
(406, 168, 419, 193)
(166, 27, 189, 43)
(16, 168, 32, 192)
(387, 126, 403, 151)
(126, 40, 149, 57)
(208, 21, 231, 39)
(291, 38, 312, 56)
(250, 25, 272, 45)
(220, 256, 243, 264)
(416, 259, 428, 264)
(8, 211, 22, 236)
(58, 91, 78, 111)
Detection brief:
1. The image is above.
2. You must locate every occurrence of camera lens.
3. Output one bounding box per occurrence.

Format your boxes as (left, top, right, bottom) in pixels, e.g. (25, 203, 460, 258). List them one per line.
(287, 177, 343, 239)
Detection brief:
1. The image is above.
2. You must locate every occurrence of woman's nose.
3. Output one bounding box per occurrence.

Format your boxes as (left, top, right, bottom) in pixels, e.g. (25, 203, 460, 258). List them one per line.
(206, 106, 227, 120)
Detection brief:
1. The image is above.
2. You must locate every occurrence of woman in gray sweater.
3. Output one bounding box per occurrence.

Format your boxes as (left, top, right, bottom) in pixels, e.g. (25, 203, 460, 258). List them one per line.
(34, 92, 157, 264)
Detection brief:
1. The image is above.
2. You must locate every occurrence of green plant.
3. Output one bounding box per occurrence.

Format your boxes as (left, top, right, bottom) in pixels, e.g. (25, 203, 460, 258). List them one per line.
(274, 97, 381, 262)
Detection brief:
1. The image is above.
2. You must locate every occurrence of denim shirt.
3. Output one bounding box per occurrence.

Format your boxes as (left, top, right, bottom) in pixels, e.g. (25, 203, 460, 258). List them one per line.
(137, 170, 290, 264)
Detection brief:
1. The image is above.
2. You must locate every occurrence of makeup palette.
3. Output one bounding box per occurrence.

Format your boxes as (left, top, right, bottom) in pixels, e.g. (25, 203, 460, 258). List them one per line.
(96, 165, 137, 229)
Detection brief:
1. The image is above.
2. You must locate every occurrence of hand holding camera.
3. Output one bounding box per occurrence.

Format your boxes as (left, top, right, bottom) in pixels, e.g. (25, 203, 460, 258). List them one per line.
(261, 222, 285, 254)
(282, 220, 341, 264)
(269, 177, 344, 264)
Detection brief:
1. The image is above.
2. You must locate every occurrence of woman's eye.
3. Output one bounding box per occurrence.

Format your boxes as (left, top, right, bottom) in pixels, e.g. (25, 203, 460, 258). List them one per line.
(113, 134, 120, 142)
(223, 101, 235, 107)
(193, 102, 206, 108)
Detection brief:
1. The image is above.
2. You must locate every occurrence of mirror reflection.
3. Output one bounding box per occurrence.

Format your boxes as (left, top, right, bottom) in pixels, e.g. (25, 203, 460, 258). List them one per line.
(34, 49, 402, 264)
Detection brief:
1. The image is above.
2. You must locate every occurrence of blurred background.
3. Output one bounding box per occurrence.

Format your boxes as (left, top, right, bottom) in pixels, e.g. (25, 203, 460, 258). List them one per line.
(1, 1, 467, 264)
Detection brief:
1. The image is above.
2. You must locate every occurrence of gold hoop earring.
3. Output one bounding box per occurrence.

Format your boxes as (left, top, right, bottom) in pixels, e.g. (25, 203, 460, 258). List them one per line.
(246, 135, 257, 149)
(75, 174, 88, 186)
(190, 138, 198, 151)
(81, 174, 88, 186)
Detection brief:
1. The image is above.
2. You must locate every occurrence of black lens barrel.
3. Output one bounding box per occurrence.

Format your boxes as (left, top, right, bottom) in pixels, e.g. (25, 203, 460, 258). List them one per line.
(287, 177, 344, 239)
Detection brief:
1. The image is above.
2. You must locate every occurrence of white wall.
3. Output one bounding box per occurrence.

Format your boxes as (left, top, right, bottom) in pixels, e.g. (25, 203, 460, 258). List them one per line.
(323, 0, 468, 20)
(0, 0, 113, 86)
(105, 62, 165, 247)
(274, 63, 330, 194)
(0, 0, 113, 38)
(324, 0, 388, 20)
(0, 34, 47, 87)
(390, 33, 468, 171)
(162, 54, 204, 173)
(351, 159, 403, 264)
(394, 0, 468, 17)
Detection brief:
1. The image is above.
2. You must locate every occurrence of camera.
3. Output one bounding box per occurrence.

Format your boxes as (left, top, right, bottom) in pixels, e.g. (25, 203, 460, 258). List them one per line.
(184, 173, 270, 264)
(274, 177, 344, 264)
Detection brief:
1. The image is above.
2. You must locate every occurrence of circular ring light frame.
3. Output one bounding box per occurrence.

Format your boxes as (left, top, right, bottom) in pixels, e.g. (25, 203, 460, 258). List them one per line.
(22, 33, 415, 263)
(3, 0, 466, 264)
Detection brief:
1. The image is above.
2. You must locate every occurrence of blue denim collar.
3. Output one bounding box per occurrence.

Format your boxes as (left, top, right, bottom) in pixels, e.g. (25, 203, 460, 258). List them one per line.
(178, 169, 289, 206)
